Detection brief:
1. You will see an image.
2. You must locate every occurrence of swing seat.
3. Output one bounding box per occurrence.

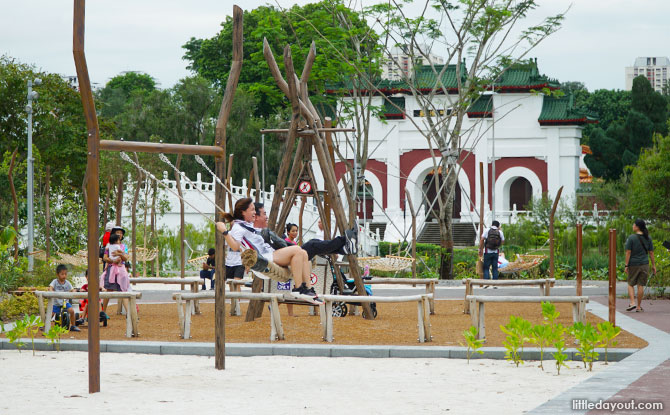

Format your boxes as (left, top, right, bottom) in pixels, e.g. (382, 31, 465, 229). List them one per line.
(357, 255, 415, 272)
(241, 249, 292, 282)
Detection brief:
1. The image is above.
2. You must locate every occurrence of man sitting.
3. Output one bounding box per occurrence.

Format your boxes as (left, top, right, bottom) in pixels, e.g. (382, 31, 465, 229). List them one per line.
(200, 248, 216, 290)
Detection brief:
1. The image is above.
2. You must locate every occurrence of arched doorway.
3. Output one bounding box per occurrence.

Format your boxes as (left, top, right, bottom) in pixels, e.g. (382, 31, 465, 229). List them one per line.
(509, 177, 532, 210)
(356, 181, 374, 220)
(423, 171, 461, 220)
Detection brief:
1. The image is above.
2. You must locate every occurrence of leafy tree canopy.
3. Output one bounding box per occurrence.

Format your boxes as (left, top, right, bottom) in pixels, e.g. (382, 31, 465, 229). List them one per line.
(182, 0, 378, 117)
(626, 133, 670, 223)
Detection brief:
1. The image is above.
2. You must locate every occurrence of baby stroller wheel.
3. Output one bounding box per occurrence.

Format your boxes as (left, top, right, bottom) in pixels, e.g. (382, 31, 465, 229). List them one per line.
(332, 302, 348, 317)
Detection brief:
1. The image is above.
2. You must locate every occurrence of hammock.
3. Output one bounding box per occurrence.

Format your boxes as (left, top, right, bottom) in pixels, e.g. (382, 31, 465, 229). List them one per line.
(29, 250, 89, 268)
(187, 255, 209, 265)
(356, 255, 415, 272)
(499, 254, 547, 274)
(241, 249, 292, 282)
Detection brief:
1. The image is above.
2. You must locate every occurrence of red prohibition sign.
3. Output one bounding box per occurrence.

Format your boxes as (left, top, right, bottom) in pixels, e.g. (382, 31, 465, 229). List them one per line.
(310, 273, 318, 285)
(298, 181, 312, 194)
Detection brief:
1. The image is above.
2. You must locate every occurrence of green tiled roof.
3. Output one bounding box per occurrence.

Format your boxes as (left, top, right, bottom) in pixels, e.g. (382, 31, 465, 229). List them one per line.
(495, 59, 560, 90)
(538, 94, 597, 125)
(467, 95, 492, 116)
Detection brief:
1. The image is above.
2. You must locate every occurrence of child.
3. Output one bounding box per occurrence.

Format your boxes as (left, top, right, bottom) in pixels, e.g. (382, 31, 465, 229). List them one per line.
(200, 248, 216, 290)
(105, 233, 130, 292)
(76, 270, 106, 327)
(48, 264, 80, 332)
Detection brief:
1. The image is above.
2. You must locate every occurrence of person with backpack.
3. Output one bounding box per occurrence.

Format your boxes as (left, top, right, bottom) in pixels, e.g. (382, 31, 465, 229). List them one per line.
(624, 219, 657, 312)
(479, 220, 505, 283)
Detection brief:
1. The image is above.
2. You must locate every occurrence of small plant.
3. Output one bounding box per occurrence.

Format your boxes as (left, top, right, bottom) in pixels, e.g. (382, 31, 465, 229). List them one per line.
(541, 302, 560, 324)
(551, 324, 569, 375)
(460, 326, 484, 364)
(572, 322, 600, 371)
(6, 319, 28, 352)
(529, 324, 553, 370)
(45, 325, 69, 352)
(500, 316, 530, 367)
(596, 321, 621, 365)
(23, 314, 43, 356)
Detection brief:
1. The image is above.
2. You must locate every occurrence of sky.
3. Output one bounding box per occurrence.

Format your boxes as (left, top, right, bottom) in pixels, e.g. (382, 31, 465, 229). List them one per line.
(1, 0, 668, 91)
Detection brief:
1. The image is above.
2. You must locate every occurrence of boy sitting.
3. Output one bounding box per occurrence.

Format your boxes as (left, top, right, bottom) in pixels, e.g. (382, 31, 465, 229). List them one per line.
(200, 248, 216, 290)
(48, 264, 80, 332)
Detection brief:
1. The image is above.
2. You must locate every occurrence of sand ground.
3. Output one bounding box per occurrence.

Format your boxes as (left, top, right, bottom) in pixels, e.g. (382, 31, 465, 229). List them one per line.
(1, 350, 607, 414)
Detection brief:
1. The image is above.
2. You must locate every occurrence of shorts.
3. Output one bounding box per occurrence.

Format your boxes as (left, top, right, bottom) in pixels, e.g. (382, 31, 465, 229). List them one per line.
(53, 302, 72, 314)
(627, 264, 649, 286)
(226, 265, 245, 280)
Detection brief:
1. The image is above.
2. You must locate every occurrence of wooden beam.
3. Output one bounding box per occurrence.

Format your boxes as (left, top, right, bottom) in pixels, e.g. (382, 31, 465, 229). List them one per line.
(100, 140, 224, 158)
(548, 186, 563, 278)
(73, 0, 101, 394)
(252, 156, 261, 202)
(260, 128, 355, 134)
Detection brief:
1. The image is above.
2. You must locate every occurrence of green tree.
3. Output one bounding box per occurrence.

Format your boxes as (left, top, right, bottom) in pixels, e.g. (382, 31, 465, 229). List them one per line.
(626, 134, 670, 223)
(631, 75, 668, 136)
(182, 1, 374, 118)
(98, 71, 156, 118)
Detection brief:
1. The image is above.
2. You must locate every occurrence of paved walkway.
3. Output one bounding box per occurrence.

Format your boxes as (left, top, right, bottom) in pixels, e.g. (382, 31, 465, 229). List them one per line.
(530, 296, 670, 414)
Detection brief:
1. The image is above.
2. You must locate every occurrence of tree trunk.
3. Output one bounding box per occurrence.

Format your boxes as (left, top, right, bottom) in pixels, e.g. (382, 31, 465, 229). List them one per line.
(131, 169, 142, 278)
(102, 177, 112, 229)
(115, 175, 124, 225)
(438, 169, 457, 279)
(45, 166, 51, 261)
(142, 176, 149, 278)
(151, 179, 158, 277)
(8, 148, 19, 260)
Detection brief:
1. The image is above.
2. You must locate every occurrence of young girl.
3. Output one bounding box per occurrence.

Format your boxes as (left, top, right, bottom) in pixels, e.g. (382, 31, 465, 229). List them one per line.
(285, 223, 299, 245)
(105, 233, 130, 292)
(216, 198, 321, 303)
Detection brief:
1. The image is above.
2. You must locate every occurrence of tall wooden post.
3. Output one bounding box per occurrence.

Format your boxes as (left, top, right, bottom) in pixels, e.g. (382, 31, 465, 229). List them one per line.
(548, 186, 563, 278)
(45, 166, 51, 261)
(608, 229, 616, 326)
(404, 189, 417, 278)
(73, 0, 101, 393)
(252, 156, 261, 202)
(576, 223, 583, 296)
(214, 5, 243, 370)
(478, 162, 484, 246)
(323, 117, 334, 239)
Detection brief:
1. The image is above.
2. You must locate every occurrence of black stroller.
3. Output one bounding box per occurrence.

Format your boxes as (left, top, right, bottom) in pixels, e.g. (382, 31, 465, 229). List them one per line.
(323, 255, 377, 318)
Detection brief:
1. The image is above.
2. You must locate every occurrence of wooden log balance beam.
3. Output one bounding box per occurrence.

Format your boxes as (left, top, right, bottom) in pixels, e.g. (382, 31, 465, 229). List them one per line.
(462, 278, 556, 314)
(36, 291, 142, 338)
(361, 278, 437, 315)
(319, 294, 433, 343)
(130, 277, 203, 314)
(465, 295, 589, 341)
(100, 140, 225, 158)
(173, 291, 285, 341)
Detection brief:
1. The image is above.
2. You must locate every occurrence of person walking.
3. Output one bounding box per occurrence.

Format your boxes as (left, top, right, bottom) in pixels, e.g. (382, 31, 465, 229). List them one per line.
(479, 220, 505, 285)
(624, 219, 656, 312)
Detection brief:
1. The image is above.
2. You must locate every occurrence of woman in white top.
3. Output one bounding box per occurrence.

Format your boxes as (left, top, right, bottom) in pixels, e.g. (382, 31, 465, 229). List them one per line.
(216, 198, 319, 299)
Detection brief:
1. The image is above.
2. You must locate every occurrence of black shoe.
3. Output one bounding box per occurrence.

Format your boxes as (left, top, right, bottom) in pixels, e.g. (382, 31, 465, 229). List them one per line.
(344, 227, 358, 255)
(202, 285, 206, 291)
(303, 286, 319, 298)
(291, 286, 303, 297)
(69, 326, 81, 332)
(75, 318, 85, 326)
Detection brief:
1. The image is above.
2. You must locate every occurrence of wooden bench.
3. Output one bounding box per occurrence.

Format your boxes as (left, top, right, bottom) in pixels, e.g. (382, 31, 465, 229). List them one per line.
(172, 291, 285, 341)
(226, 278, 252, 316)
(462, 278, 556, 314)
(319, 294, 433, 343)
(465, 295, 589, 341)
(35, 291, 142, 338)
(130, 277, 202, 313)
(354, 278, 437, 315)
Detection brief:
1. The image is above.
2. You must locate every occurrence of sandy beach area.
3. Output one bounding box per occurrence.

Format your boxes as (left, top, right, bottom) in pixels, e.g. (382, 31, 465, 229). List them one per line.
(1, 350, 606, 414)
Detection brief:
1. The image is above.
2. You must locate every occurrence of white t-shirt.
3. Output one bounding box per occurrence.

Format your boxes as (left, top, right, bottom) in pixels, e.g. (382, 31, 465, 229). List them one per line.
(481, 226, 505, 254)
(108, 244, 123, 261)
(228, 220, 274, 261)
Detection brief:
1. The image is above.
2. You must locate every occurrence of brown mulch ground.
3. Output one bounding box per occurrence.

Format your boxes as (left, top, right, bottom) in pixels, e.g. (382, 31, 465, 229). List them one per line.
(46, 300, 647, 348)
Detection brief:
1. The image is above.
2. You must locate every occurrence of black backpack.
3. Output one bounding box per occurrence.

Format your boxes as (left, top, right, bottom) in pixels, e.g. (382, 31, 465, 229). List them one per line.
(485, 228, 502, 250)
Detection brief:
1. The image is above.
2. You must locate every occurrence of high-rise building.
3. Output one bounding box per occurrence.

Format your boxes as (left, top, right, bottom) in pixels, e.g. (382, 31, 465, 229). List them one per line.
(625, 56, 670, 92)
(382, 45, 444, 81)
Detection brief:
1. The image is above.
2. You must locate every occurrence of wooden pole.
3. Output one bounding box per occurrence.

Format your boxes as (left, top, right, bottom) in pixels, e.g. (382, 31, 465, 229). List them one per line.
(576, 223, 583, 296)
(45, 166, 51, 261)
(99, 140, 224, 158)
(213, 4, 243, 370)
(252, 156, 261, 202)
(101, 177, 112, 229)
(73, 0, 101, 393)
(9, 149, 19, 260)
(404, 189, 417, 278)
(323, 118, 334, 239)
(298, 198, 306, 245)
(548, 186, 563, 279)
(226, 154, 234, 212)
(115, 175, 124, 225)
(131, 166, 141, 280)
(608, 229, 616, 326)
(174, 153, 185, 283)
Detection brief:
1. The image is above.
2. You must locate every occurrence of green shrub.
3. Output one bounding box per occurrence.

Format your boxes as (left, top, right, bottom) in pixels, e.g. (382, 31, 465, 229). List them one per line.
(0, 293, 39, 321)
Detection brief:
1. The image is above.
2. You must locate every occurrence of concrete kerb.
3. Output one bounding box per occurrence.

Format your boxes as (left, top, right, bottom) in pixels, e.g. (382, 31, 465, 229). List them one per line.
(0, 337, 639, 361)
(528, 301, 670, 414)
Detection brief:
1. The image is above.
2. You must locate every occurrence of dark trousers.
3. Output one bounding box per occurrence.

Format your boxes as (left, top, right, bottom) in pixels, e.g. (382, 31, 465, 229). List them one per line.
(483, 252, 499, 280)
(302, 236, 346, 260)
(200, 269, 215, 289)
